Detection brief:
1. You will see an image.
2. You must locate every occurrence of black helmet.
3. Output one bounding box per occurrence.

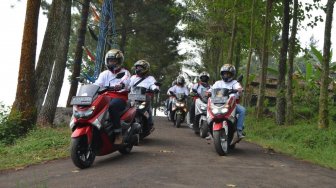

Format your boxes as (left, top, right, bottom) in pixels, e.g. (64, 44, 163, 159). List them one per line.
(176, 76, 185, 86)
(199, 71, 210, 83)
(220, 64, 236, 82)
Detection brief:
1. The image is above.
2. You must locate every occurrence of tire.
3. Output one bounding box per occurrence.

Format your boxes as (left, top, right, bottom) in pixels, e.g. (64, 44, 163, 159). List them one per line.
(175, 114, 182, 128)
(70, 136, 96, 169)
(169, 111, 174, 122)
(213, 129, 229, 156)
(193, 115, 200, 135)
(199, 120, 209, 138)
(119, 144, 133, 154)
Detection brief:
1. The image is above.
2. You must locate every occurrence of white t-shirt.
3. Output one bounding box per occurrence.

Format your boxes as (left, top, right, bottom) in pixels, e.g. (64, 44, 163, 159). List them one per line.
(192, 82, 211, 95)
(208, 80, 242, 98)
(167, 85, 189, 96)
(94, 68, 131, 92)
(128, 75, 158, 93)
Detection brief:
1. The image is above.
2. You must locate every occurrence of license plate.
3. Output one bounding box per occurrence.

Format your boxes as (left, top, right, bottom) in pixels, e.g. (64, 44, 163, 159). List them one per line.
(128, 94, 146, 101)
(70, 96, 93, 105)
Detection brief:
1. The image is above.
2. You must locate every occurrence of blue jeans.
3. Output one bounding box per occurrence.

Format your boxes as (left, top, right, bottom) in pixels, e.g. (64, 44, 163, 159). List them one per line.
(109, 98, 126, 133)
(236, 104, 246, 131)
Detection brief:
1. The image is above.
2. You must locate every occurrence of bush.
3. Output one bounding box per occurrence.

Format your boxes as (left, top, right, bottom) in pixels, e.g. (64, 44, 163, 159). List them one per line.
(0, 103, 30, 145)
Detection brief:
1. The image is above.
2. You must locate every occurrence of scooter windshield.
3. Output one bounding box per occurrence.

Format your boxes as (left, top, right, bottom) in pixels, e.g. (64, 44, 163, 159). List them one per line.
(70, 84, 100, 105)
(211, 88, 229, 104)
(130, 86, 147, 94)
(77, 84, 100, 97)
(175, 93, 186, 101)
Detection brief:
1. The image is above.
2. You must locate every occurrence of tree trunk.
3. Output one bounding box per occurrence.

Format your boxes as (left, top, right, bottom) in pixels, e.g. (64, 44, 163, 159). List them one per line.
(286, 0, 298, 125)
(276, 0, 290, 125)
(234, 43, 241, 77)
(35, 0, 63, 114)
(256, 0, 272, 118)
(227, 0, 237, 65)
(37, 0, 72, 126)
(66, 0, 91, 107)
(11, 0, 41, 132)
(243, 0, 256, 107)
(318, 0, 335, 129)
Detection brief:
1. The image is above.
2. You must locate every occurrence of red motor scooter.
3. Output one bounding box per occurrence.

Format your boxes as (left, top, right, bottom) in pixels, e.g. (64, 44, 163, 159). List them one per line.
(69, 74, 140, 169)
(207, 88, 241, 156)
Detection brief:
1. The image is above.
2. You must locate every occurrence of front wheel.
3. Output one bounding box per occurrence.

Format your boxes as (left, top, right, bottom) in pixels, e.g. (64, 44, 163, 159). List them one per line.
(200, 120, 209, 138)
(70, 136, 96, 169)
(175, 114, 182, 128)
(213, 129, 229, 156)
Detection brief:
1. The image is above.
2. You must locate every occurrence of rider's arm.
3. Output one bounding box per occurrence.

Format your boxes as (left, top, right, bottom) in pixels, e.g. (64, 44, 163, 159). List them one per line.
(231, 81, 243, 98)
(94, 70, 107, 87)
(148, 76, 159, 91)
(119, 69, 131, 89)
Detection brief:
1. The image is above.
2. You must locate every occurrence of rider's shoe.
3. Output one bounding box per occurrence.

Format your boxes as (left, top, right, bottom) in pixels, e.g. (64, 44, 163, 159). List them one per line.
(237, 130, 245, 139)
(114, 133, 123, 145)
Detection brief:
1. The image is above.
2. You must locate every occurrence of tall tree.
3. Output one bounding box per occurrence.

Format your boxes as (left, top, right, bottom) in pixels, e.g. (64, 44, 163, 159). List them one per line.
(243, 0, 256, 106)
(286, 0, 298, 125)
(37, 0, 72, 125)
(66, 0, 91, 107)
(35, 0, 63, 114)
(318, 0, 335, 129)
(276, 0, 290, 125)
(11, 0, 41, 132)
(256, 0, 273, 118)
(227, 0, 238, 65)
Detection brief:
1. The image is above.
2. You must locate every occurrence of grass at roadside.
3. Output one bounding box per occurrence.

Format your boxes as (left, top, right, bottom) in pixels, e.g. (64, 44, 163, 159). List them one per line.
(0, 125, 70, 170)
(245, 115, 336, 169)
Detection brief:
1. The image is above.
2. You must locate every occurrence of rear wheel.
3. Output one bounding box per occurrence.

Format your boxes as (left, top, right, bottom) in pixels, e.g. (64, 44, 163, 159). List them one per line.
(213, 129, 229, 156)
(70, 136, 96, 169)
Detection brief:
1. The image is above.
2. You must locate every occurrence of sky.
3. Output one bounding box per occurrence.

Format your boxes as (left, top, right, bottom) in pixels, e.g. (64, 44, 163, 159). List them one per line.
(0, 0, 335, 107)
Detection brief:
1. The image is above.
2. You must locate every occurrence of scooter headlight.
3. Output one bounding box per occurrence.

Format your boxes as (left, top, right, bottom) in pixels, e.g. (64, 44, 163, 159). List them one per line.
(139, 102, 146, 109)
(176, 102, 185, 107)
(210, 104, 226, 115)
(73, 106, 95, 119)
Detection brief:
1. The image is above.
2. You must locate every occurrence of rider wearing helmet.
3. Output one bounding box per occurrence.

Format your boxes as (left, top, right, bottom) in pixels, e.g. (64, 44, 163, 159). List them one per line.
(208, 64, 246, 139)
(166, 76, 189, 119)
(190, 71, 211, 133)
(94, 49, 131, 144)
(129, 60, 159, 129)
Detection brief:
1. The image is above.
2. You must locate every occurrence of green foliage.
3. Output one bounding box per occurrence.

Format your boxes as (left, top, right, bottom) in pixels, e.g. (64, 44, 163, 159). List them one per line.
(0, 125, 70, 170)
(0, 104, 28, 145)
(245, 113, 336, 169)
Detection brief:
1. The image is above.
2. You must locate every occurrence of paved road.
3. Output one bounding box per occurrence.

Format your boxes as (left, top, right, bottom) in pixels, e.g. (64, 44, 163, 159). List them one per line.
(0, 117, 335, 188)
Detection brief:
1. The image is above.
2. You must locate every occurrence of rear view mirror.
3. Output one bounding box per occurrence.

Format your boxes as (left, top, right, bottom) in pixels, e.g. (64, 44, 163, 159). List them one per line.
(154, 82, 162, 86)
(237, 75, 243, 82)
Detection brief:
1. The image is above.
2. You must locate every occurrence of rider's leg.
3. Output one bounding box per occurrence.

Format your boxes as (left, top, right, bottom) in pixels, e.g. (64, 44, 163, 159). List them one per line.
(236, 104, 246, 138)
(109, 98, 127, 144)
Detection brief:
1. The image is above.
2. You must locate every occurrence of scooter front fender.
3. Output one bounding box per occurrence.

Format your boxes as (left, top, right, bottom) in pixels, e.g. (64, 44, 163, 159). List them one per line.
(71, 126, 93, 144)
(213, 122, 223, 131)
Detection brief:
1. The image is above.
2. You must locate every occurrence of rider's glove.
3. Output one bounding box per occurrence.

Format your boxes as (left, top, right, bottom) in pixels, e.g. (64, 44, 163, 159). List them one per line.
(114, 83, 125, 91)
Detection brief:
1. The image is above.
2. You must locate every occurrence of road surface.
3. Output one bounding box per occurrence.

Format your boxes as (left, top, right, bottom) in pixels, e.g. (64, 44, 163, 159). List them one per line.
(0, 116, 335, 188)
